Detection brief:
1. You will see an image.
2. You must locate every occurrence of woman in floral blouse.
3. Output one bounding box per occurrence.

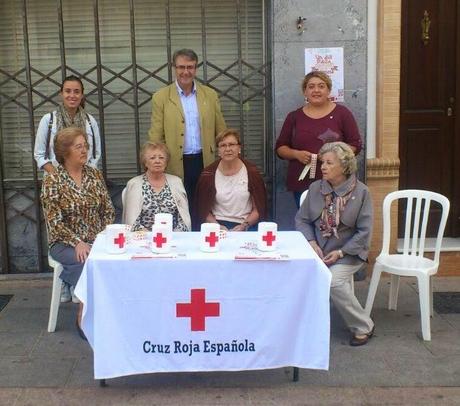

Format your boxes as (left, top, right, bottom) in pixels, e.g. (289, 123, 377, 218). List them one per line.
(123, 142, 191, 231)
(41, 127, 114, 336)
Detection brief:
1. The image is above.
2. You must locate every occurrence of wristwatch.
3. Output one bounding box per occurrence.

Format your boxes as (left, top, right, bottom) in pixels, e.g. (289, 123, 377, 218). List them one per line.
(338, 249, 344, 258)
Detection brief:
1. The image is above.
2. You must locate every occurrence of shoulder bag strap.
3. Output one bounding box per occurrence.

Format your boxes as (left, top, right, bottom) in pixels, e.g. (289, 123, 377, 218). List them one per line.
(45, 112, 53, 160)
(85, 113, 96, 159)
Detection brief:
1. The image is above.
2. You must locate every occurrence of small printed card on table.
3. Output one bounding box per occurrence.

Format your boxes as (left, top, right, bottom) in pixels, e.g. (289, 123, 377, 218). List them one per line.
(130, 243, 178, 259)
(234, 241, 289, 261)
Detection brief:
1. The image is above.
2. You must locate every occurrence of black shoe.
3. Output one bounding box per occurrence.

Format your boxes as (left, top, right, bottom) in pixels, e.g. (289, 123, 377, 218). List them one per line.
(76, 319, 87, 341)
(350, 325, 375, 346)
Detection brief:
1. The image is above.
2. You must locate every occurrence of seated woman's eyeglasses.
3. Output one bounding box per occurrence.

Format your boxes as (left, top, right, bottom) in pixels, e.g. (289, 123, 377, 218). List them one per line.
(218, 143, 239, 149)
(73, 142, 89, 151)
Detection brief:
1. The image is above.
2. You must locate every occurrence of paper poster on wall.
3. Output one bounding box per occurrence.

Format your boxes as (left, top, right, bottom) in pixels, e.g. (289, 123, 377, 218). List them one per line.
(304, 47, 344, 102)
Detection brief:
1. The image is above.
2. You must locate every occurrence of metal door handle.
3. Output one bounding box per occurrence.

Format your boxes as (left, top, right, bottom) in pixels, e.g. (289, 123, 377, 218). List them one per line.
(421, 10, 431, 45)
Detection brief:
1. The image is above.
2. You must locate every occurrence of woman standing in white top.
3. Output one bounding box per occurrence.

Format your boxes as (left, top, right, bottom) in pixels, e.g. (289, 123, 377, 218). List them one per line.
(34, 75, 101, 174)
(195, 129, 267, 231)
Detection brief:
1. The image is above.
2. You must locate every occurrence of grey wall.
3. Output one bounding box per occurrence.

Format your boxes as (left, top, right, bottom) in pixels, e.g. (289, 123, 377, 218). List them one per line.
(272, 0, 367, 229)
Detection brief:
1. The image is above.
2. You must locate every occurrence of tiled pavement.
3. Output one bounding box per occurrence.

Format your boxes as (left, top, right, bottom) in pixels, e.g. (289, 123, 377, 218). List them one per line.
(0, 276, 460, 405)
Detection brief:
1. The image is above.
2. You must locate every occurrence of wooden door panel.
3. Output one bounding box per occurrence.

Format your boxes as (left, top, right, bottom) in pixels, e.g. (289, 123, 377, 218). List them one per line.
(400, 0, 458, 237)
(405, 129, 443, 192)
(403, 3, 443, 109)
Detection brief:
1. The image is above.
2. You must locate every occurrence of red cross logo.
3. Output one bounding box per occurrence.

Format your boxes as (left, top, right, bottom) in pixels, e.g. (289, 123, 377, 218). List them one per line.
(262, 231, 276, 246)
(176, 288, 220, 331)
(153, 232, 167, 248)
(205, 231, 219, 247)
(114, 233, 126, 248)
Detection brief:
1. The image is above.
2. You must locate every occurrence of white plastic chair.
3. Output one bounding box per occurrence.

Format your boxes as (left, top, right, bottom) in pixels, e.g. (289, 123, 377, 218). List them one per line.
(121, 187, 126, 207)
(364, 189, 450, 341)
(121, 187, 127, 223)
(299, 189, 309, 207)
(47, 254, 64, 332)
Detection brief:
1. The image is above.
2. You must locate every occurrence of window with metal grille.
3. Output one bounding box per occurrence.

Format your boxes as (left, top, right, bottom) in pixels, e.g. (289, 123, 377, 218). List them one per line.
(0, 0, 271, 182)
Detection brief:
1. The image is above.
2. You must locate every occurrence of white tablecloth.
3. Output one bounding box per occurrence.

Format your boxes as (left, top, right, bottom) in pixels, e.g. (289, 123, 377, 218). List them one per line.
(75, 231, 331, 379)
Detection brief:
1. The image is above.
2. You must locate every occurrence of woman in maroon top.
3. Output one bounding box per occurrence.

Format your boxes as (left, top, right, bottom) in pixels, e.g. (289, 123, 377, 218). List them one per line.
(275, 71, 362, 208)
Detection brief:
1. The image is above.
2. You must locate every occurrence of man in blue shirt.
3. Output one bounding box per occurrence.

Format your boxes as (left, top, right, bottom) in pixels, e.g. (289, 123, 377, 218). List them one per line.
(149, 49, 226, 228)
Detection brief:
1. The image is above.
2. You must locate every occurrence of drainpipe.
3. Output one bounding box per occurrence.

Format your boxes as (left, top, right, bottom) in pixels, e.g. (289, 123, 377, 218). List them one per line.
(367, 0, 378, 159)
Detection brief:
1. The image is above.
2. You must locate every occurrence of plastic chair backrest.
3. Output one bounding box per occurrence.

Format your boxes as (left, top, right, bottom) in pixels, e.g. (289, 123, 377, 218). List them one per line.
(381, 189, 450, 264)
(299, 189, 309, 207)
(121, 187, 126, 206)
(121, 187, 127, 223)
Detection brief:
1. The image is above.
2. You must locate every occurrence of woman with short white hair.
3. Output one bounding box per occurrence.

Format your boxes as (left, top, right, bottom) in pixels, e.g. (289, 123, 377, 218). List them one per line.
(295, 141, 374, 346)
(123, 142, 191, 231)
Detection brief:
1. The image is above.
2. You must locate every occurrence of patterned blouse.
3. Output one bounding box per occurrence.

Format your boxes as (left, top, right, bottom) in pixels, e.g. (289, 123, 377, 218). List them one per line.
(41, 165, 115, 247)
(132, 174, 188, 232)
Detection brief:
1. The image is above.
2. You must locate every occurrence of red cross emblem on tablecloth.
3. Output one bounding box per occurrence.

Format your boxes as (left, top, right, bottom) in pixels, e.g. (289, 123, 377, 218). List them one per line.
(262, 231, 276, 246)
(114, 233, 126, 248)
(153, 232, 167, 248)
(176, 288, 220, 331)
(205, 231, 219, 247)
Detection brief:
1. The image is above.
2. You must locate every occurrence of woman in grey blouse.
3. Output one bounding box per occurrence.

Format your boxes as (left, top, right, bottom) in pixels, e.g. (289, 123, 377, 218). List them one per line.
(295, 141, 374, 346)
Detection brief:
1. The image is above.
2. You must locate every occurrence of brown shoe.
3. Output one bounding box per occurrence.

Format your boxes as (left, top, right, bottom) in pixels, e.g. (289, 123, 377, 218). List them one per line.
(350, 326, 375, 346)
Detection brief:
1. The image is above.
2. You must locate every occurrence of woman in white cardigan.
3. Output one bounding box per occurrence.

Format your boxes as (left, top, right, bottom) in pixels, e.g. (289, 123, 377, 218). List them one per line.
(123, 142, 191, 231)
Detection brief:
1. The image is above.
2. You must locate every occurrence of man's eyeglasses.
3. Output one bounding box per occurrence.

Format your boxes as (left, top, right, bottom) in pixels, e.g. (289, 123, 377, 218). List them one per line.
(175, 64, 196, 71)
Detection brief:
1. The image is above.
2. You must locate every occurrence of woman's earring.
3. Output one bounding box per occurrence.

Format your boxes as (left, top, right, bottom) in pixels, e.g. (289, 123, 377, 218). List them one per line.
(304, 97, 309, 105)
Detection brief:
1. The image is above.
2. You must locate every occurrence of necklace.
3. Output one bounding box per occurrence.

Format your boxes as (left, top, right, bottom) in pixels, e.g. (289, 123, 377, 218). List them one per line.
(147, 173, 166, 192)
(303, 102, 335, 119)
(218, 159, 243, 176)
